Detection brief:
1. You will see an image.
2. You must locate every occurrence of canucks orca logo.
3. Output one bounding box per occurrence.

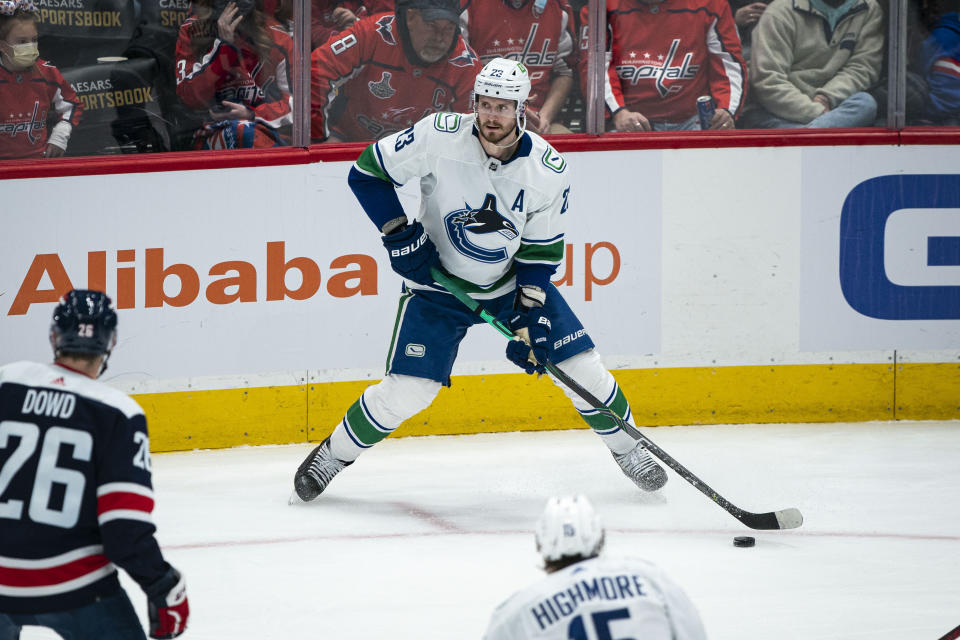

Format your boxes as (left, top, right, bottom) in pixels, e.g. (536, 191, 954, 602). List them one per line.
(444, 194, 519, 263)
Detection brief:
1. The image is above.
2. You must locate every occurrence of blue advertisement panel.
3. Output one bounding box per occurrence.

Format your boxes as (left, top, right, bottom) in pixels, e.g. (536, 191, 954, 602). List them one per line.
(802, 148, 960, 350)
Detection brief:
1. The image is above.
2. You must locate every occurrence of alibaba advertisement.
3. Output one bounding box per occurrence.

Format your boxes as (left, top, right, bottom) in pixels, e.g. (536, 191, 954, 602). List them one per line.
(1, 154, 661, 385)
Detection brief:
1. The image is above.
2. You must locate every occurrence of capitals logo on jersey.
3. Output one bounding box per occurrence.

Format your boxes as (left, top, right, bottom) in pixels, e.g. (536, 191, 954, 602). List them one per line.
(449, 46, 479, 68)
(487, 24, 558, 73)
(444, 194, 519, 263)
(1, 101, 46, 144)
(617, 38, 699, 97)
(375, 15, 396, 45)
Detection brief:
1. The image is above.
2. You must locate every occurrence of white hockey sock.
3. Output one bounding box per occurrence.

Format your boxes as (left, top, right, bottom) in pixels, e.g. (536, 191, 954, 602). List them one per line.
(329, 374, 441, 462)
(549, 349, 638, 455)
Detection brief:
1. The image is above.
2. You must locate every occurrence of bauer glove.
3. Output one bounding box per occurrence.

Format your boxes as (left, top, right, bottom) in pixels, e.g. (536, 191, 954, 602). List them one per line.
(381, 219, 441, 286)
(146, 567, 189, 639)
(505, 286, 551, 374)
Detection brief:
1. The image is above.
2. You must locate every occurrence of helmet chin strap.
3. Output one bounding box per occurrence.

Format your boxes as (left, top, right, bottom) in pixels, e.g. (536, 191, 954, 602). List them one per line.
(98, 351, 111, 377)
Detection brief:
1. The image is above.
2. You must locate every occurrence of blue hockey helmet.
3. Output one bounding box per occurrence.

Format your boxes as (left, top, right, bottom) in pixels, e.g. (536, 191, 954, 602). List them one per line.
(50, 289, 118, 359)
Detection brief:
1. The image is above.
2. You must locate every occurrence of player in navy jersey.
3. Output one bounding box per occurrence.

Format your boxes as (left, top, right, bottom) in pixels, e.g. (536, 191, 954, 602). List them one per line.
(0, 290, 189, 640)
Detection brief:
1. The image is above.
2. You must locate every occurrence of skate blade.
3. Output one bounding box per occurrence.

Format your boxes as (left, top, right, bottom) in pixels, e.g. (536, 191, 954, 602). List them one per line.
(288, 490, 307, 506)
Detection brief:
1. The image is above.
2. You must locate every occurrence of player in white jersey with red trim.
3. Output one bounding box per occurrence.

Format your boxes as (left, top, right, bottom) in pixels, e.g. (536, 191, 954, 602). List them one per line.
(293, 58, 667, 502)
(0, 290, 189, 640)
(484, 495, 707, 640)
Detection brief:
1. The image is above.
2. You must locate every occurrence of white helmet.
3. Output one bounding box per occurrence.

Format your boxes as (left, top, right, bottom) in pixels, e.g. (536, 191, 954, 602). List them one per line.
(473, 57, 531, 138)
(535, 495, 605, 563)
(474, 57, 531, 106)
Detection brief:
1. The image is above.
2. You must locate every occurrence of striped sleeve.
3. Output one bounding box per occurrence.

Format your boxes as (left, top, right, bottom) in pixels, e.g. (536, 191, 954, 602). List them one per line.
(95, 413, 171, 592)
(704, 0, 747, 116)
(515, 234, 565, 269)
(46, 63, 83, 128)
(97, 482, 155, 526)
(927, 56, 960, 117)
(515, 156, 568, 289)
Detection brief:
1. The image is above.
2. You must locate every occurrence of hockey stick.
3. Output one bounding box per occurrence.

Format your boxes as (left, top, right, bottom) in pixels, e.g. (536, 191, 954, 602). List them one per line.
(936, 623, 960, 640)
(430, 267, 803, 531)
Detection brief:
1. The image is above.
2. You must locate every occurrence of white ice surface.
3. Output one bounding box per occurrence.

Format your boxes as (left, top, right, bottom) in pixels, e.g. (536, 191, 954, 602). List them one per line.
(21, 421, 960, 639)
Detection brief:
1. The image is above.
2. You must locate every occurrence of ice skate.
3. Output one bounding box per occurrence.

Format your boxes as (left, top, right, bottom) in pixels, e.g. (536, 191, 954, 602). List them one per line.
(294, 437, 352, 502)
(613, 441, 667, 492)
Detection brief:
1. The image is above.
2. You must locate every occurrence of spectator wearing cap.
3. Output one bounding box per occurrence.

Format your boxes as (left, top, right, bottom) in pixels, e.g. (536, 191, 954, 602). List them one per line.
(311, 0, 480, 142)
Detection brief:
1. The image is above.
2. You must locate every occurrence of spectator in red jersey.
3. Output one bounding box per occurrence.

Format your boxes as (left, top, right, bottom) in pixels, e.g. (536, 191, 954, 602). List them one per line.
(311, 0, 367, 48)
(580, 0, 746, 131)
(0, 0, 82, 160)
(461, 0, 578, 133)
(175, 0, 294, 149)
(311, 0, 480, 142)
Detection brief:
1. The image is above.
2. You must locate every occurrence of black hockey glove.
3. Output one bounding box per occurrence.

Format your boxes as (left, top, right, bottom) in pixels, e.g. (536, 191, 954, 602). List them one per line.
(146, 567, 189, 639)
(381, 220, 441, 286)
(505, 286, 552, 375)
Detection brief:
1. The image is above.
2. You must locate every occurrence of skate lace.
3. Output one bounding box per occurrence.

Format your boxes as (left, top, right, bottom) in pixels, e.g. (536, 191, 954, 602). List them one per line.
(307, 446, 345, 486)
(616, 445, 659, 479)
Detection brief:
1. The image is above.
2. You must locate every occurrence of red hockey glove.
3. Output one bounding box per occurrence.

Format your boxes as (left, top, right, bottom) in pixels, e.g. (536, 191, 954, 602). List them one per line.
(147, 567, 189, 639)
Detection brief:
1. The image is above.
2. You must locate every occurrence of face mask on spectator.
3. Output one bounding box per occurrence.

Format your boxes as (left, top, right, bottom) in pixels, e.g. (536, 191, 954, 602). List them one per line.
(1, 40, 38, 68)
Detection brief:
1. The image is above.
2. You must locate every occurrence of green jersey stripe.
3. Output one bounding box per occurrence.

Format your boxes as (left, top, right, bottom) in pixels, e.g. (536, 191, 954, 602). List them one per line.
(356, 144, 390, 183)
(386, 291, 416, 374)
(580, 386, 630, 432)
(515, 240, 564, 264)
(345, 399, 389, 446)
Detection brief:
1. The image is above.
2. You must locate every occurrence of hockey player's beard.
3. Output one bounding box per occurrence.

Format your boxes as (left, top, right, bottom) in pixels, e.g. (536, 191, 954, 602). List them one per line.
(478, 118, 518, 146)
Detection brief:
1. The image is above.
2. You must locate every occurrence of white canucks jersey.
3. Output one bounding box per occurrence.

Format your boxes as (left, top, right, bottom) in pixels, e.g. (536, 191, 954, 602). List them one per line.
(354, 111, 570, 299)
(483, 556, 708, 640)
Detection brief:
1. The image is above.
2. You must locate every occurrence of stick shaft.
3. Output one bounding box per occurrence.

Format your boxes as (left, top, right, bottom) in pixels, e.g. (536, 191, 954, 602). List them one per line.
(429, 268, 802, 531)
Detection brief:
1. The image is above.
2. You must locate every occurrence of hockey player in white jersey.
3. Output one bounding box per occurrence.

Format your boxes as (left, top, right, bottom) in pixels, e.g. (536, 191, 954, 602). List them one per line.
(294, 57, 667, 501)
(483, 495, 707, 640)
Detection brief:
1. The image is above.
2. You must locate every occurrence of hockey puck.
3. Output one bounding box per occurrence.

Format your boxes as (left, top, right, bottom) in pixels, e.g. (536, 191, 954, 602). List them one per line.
(733, 536, 756, 547)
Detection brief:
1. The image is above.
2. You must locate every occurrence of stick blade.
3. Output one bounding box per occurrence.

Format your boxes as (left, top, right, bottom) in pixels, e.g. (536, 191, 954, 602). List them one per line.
(775, 507, 804, 530)
(738, 507, 804, 530)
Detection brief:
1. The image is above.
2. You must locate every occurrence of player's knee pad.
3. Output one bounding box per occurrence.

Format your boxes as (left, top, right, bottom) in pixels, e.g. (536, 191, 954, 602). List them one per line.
(549, 349, 616, 413)
(362, 374, 442, 429)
